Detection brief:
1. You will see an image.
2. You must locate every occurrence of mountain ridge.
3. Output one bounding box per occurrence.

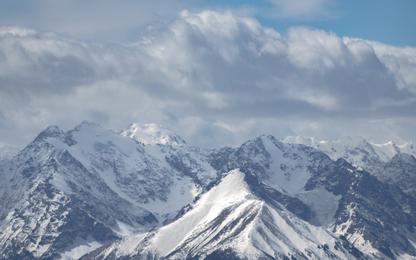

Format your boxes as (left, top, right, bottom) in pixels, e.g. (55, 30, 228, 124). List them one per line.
(0, 122, 415, 259)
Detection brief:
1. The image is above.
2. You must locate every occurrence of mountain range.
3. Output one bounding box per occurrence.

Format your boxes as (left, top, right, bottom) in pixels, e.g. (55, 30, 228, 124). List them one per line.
(0, 122, 415, 259)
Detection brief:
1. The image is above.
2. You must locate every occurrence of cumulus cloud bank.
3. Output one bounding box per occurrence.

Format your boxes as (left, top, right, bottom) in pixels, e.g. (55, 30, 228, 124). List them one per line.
(0, 10, 415, 147)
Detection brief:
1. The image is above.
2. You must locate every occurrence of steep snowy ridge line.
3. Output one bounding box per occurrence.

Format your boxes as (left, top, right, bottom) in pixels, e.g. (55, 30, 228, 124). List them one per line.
(86, 170, 359, 260)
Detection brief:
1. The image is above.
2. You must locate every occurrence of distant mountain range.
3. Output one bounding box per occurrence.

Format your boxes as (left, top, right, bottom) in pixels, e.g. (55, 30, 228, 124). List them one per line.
(1, 122, 415, 259)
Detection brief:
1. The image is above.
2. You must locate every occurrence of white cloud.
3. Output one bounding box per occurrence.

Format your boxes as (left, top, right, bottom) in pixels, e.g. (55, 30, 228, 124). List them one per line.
(287, 27, 348, 70)
(357, 39, 416, 93)
(0, 10, 415, 148)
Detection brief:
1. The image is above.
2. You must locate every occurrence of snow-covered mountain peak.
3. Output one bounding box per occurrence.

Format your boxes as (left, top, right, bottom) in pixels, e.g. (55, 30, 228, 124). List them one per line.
(92, 168, 360, 259)
(121, 123, 186, 147)
(89, 169, 253, 258)
(203, 169, 250, 205)
(17, 122, 203, 215)
(233, 135, 327, 196)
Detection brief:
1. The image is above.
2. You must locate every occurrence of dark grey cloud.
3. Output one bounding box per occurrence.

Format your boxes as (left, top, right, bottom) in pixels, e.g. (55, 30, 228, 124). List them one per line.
(0, 10, 415, 148)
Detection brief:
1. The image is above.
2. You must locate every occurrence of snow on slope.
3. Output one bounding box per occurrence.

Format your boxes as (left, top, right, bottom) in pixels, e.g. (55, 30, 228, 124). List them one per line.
(0, 122, 211, 259)
(208, 134, 416, 259)
(92, 169, 357, 260)
(0, 123, 155, 259)
(134, 169, 253, 257)
(48, 121, 201, 218)
(210, 135, 344, 226)
(260, 136, 314, 195)
(121, 122, 218, 188)
(259, 135, 343, 226)
(282, 136, 416, 200)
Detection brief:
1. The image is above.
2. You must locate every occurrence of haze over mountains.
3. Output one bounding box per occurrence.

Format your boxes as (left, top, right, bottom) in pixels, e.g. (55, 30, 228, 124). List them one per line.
(0, 122, 415, 259)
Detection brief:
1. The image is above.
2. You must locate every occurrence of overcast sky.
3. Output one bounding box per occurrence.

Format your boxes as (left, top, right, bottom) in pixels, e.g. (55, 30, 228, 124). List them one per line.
(0, 0, 415, 148)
